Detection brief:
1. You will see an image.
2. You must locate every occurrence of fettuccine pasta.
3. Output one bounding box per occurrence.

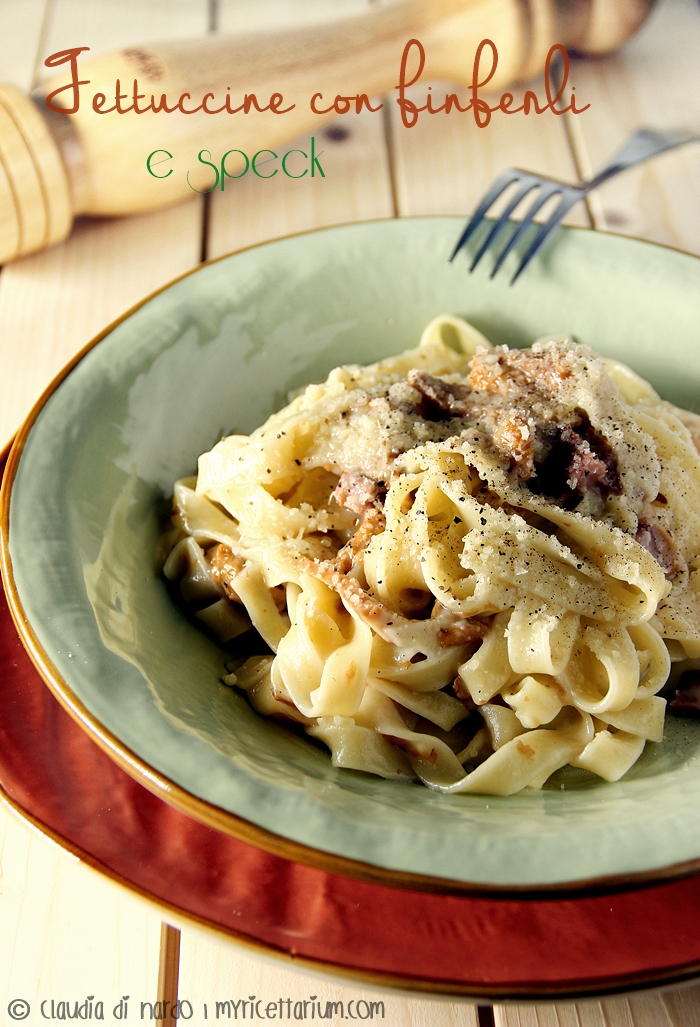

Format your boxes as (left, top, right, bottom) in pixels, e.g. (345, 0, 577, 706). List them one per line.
(162, 316, 700, 794)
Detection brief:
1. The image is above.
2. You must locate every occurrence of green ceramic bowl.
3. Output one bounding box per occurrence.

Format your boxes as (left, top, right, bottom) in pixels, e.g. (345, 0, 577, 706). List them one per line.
(4, 217, 700, 891)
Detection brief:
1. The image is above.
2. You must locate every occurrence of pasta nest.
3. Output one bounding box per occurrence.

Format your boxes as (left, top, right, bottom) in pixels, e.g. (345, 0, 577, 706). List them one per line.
(163, 316, 700, 794)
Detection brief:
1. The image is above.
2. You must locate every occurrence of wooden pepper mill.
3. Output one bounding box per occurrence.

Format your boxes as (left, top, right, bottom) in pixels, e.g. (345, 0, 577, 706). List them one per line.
(0, 0, 655, 264)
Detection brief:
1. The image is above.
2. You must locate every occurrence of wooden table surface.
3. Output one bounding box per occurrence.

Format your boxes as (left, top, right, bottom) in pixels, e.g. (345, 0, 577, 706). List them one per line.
(1, 1, 700, 1024)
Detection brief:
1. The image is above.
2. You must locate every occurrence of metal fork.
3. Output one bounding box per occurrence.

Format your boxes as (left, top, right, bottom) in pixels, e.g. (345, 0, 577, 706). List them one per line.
(449, 127, 699, 284)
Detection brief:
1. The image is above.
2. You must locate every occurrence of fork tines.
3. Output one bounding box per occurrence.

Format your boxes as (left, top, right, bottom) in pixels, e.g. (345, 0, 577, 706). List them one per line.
(449, 169, 581, 284)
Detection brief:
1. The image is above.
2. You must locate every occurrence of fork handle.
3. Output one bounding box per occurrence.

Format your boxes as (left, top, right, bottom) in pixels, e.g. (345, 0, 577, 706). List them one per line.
(584, 128, 700, 192)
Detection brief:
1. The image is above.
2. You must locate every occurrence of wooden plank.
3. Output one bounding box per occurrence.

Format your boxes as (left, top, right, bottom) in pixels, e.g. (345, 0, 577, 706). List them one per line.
(387, 79, 590, 228)
(218, 0, 372, 34)
(157, 924, 182, 1027)
(0, 0, 210, 1017)
(0, 0, 209, 448)
(0, 0, 48, 90)
(0, 200, 202, 448)
(494, 1000, 602, 1026)
(564, 0, 700, 253)
(35, 0, 208, 76)
(184, 0, 395, 1005)
(495, 989, 700, 1027)
(183, 8, 399, 1020)
(0, 807, 163, 1018)
(492, 5, 700, 1024)
(178, 927, 481, 1027)
(208, 0, 393, 258)
(622, 991, 673, 1026)
(661, 984, 700, 1026)
(207, 112, 394, 258)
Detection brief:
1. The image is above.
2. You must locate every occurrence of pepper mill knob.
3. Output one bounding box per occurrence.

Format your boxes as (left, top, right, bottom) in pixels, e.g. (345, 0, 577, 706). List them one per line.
(0, 0, 656, 265)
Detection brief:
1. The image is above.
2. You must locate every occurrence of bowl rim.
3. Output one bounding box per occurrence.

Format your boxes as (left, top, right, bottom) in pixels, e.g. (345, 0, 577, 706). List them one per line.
(3, 214, 700, 899)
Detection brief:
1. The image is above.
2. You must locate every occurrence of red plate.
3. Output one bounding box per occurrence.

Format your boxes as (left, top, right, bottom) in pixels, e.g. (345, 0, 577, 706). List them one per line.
(2, 445, 700, 1000)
